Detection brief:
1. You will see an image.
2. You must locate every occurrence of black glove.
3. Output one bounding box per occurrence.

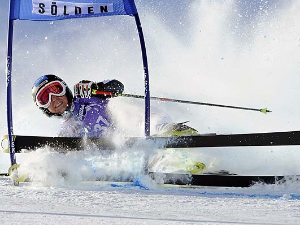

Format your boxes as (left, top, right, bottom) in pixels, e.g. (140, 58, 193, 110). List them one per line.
(94, 80, 124, 97)
(74, 80, 124, 99)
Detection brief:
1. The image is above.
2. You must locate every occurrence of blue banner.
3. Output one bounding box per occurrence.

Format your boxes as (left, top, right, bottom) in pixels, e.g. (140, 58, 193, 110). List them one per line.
(10, 0, 138, 21)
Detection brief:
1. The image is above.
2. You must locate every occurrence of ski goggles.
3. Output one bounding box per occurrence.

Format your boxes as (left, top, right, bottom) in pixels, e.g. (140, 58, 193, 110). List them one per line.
(36, 81, 66, 108)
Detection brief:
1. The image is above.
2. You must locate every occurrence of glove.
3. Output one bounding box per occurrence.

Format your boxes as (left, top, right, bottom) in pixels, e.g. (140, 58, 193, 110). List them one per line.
(74, 80, 124, 99)
(74, 80, 94, 98)
(93, 80, 124, 97)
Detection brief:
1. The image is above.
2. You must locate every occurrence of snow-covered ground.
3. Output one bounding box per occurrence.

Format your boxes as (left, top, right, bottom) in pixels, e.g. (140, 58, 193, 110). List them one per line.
(1, 145, 300, 224)
(1, 176, 300, 225)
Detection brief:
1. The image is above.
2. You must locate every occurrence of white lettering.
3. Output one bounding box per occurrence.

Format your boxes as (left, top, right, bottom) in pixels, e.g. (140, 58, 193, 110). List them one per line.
(78, 105, 85, 121)
(94, 115, 109, 132)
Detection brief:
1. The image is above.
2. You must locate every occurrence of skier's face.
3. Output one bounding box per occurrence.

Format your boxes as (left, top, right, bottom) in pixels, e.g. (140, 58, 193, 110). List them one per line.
(47, 95, 68, 114)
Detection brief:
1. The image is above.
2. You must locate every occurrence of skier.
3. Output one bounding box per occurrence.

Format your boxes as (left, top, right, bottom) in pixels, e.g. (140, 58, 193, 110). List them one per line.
(32, 74, 124, 137)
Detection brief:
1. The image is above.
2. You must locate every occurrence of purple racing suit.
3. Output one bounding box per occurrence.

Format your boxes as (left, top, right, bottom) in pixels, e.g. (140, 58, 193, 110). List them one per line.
(58, 79, 123, 137)
(59, 97, 112, 137)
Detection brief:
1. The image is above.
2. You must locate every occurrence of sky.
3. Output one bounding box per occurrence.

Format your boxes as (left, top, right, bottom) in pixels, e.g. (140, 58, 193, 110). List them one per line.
(1, 0, 300, 175)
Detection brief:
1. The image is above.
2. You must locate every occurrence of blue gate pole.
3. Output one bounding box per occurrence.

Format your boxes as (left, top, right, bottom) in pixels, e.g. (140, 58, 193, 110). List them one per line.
(134, 13, 150, 137)
(6, 17, 19, 186)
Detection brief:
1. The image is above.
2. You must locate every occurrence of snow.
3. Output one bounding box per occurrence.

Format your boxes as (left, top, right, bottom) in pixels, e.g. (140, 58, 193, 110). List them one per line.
(1, 0, 300, 224)
(2, 145, 300, 224)
(1, 176, 300, 224)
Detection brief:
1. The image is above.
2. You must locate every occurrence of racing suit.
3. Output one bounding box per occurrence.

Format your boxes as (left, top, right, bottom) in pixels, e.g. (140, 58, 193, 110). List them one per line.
(59, 79, 123, 137)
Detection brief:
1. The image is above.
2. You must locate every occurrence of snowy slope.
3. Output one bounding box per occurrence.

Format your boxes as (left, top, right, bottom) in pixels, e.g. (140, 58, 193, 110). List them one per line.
(2, 144, 300, 224)
(1, 176, 300, 225)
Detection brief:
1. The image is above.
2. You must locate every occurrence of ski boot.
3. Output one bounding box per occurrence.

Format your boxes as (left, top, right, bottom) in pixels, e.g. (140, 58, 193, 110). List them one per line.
(155, 121, 198, 136)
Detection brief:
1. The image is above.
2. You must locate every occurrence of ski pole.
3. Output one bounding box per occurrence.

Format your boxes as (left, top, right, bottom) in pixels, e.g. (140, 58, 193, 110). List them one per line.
(92, 90, 271, 114)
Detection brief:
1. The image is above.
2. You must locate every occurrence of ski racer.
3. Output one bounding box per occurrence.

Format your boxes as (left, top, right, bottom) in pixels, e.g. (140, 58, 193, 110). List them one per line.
(32, 74, 199, 138)
(32, 75, 206, 173)
(32, 74, 124, 137)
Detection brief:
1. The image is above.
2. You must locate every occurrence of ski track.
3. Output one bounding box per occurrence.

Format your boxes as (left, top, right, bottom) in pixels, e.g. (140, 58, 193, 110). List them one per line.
(1, 178, 300, 225)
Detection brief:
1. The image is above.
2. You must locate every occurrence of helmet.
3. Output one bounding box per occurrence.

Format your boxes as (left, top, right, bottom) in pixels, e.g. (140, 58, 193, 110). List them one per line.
(32, 74, 73, 117)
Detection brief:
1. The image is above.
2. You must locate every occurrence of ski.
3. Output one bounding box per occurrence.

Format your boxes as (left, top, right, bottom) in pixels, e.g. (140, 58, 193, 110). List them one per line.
(1, 135, 118, 153)
(2, 130, 300, 153)
(0, 170, 288, 187)
(150, 172, 286, 187)
(0, 173, 9, 177)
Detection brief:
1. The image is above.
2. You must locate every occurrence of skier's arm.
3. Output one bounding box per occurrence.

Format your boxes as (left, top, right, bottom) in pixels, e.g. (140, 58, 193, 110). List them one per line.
(58, 118, 83, 137)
